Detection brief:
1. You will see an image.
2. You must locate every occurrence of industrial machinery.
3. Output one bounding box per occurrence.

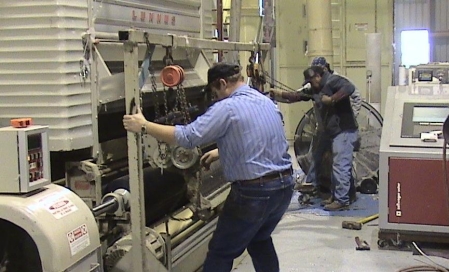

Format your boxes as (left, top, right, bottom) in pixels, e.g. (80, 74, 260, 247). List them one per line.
(378, 64, 449, 246)
(407, 63, 449, 85)
(0, 1, 271, 271)
(0, 125, 102, 271)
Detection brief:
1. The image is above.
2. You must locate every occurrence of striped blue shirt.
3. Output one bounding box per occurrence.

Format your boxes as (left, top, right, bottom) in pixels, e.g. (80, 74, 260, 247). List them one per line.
(174, 84, 292, 182)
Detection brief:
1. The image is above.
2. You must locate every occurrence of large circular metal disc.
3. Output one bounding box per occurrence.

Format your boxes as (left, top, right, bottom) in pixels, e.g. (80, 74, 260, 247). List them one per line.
(293, 101, 383, 192)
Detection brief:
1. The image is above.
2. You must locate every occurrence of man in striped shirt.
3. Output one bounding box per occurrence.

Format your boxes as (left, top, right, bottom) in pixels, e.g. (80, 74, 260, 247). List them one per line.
(123, 62, 294, 272)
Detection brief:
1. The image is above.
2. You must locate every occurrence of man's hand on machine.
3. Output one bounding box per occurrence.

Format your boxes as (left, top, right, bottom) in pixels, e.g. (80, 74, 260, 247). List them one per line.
(200, 149, 219, 170)
(123, 108, 148, 133)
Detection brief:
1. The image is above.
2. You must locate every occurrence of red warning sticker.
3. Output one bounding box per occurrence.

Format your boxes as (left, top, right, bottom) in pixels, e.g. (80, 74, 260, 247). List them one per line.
(66, 224, 90, 256)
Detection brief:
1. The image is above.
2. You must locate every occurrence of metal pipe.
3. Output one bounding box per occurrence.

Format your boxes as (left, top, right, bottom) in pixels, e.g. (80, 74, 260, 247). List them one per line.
(217, 0, 224, 61)
(92, 197, 119, 217)
(365, 33, 382, 111)
(263, 0, 276, 87)
(228, 0, 242, 64)
(306, 0, 333, 65)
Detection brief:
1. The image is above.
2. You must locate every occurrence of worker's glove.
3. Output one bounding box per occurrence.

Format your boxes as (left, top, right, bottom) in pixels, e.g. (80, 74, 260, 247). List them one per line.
(200, 149, 219, 170)
(296, 91, 313, 101)
(269, 89, 283, 101)
(321, 94, 335, 106)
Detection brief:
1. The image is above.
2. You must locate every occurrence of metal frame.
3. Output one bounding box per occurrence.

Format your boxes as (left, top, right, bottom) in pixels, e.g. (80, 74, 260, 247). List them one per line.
(122, 29, 271, 271)
(98, 31, 270, 51)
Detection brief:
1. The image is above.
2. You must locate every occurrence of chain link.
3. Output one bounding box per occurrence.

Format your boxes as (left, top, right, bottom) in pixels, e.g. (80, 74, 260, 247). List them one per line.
(178, 83, 203, 185)
(178, 85, 190, 123)
(145, 34, 167, 167)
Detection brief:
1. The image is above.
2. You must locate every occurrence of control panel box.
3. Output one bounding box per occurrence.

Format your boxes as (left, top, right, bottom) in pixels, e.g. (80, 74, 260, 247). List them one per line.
(0, 125, 50, 193)
(409, 63, 449, 84)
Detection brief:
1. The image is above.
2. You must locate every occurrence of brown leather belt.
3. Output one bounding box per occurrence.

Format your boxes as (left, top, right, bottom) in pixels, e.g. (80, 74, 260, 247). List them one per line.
(238, 168, 293, 185)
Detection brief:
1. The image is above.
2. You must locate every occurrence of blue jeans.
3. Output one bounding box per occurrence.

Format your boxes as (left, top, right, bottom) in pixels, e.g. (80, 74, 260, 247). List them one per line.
(202, 175, 294, 272)
(331, 129, 358, 204)
(306, 133, 332, 187)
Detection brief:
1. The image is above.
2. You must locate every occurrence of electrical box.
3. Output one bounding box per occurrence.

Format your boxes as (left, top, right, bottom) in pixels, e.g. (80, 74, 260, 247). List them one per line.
(0, 125, 51, 193)
(345, 0, 376, 62)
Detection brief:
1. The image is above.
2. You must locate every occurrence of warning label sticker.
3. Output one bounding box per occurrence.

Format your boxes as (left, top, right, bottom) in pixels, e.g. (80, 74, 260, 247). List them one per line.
(67, 224, 90, 256)
(40, 194, 78, 219)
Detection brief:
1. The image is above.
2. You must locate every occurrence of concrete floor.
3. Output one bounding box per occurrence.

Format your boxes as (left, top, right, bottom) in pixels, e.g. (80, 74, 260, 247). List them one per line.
(232, 149, 449, 272)
(233, 212, 449, 272)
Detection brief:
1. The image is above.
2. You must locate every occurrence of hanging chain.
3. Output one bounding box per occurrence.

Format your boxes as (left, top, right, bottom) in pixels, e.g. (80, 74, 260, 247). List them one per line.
(163, 47, 174, 123)
(247, 48, 295, 93)
(178, 82, 203, 188)
(177, 85, 190, 123)
(144, 33, 168, 172)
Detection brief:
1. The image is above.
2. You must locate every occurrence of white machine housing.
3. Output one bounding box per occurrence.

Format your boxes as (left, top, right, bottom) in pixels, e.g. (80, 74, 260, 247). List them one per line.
(0, 183, 102, 271)
(0, 125, 50, 193)
(379, 83, 449, 234)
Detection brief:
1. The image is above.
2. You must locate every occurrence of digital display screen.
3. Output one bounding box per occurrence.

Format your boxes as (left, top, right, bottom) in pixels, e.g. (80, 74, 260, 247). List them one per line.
(27, 133, 41, 150)
(412, 106, 449, 123)
(417, 70, 433, 81)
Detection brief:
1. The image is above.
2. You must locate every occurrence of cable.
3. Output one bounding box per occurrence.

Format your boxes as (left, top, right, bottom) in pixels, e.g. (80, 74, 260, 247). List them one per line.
(411, 242, 449, 272)
(397, 266, 448, 272)
(263, 71, 296, 92)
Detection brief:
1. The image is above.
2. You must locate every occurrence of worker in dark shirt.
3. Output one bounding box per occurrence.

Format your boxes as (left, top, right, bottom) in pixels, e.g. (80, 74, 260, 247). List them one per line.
(271, 66, 358, 210)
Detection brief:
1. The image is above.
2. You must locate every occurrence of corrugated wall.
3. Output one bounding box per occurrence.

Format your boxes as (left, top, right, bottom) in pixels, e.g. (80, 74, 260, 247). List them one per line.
(433, 0, 449, 61)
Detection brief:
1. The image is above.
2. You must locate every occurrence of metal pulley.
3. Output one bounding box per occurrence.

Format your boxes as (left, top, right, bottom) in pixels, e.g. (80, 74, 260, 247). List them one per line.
(160, 65, 185, 87)
(171, 146, 200, 170)
(246, 51, 266, 92)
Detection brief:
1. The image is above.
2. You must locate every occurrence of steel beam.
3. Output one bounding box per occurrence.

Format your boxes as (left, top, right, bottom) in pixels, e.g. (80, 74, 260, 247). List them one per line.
(123, 37, 150, 272)
(96, 30, 270, 51)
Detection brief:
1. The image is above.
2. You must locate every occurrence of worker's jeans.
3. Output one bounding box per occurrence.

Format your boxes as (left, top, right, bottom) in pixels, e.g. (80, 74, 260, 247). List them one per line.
(305, 133, 332, 187)
(331, 129, 358, 205)
(202, 175, 294, 272)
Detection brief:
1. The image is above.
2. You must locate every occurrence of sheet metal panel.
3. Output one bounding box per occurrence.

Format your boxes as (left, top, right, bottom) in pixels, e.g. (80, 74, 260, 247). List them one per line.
(433, 0, 449, 61)
(0, 1, 92, 151)
(0, 0, 211, 152)
(93, 0, 202, 37)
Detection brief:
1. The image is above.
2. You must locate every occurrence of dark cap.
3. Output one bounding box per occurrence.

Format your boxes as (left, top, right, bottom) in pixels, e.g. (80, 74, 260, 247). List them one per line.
(311, 57, 327, 66)
(302, 65, 324, 85)
(204, 62, 241, 92)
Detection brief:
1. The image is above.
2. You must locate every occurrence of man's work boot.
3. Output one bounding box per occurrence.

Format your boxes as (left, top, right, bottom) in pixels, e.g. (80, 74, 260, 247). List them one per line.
(320, 196, 333, 206)
(323, 201, 349, 211)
